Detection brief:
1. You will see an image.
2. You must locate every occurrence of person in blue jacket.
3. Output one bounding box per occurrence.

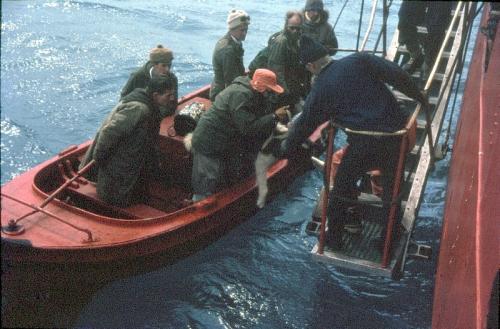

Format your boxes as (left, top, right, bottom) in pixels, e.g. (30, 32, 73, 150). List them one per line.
(398, 1, 453, 74)
(282, 35, 429, 250)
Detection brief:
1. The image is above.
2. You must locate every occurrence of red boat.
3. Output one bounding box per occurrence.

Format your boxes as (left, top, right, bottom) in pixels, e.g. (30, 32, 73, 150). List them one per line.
(0, 85, 319, 267)
(432, 4, 500, 329)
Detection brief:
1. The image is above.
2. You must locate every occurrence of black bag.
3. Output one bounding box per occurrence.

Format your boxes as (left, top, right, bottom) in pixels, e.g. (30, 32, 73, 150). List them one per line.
(173, 101, 205, 136)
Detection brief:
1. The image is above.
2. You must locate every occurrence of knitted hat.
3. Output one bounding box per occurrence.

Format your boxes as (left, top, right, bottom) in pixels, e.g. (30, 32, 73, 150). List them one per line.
(227, 9, 250, 30)
(299, 35, 329, 64)
(251, 69, 284, 94)
(305, 0, 324, 11)
(150, 45, 173, 64)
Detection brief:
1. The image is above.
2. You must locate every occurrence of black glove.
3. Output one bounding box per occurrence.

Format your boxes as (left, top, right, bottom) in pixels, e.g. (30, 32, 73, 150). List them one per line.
(261, 134, 288, 158)
(280, 139, 315, 163)
(418, 91, 430, 109)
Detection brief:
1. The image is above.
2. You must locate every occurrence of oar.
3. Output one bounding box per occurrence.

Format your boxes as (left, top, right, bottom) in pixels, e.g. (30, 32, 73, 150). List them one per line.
(9, 159, 96, 226)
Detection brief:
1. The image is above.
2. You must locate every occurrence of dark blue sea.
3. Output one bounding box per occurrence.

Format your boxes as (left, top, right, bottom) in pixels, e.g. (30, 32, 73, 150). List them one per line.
(1, 1, 480, 328)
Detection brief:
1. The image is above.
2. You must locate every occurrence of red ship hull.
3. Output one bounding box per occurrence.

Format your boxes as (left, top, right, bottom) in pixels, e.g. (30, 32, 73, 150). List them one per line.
(432, 6, 500, 329)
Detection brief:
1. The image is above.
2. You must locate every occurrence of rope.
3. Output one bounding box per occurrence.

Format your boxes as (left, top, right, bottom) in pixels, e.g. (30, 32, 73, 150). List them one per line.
(332, 122, 409, 137)
(333, 0, 350, 30)
(360, 0, 379, 51)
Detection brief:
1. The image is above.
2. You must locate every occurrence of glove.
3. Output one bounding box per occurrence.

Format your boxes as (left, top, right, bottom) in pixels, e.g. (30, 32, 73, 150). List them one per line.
(278, 139, 289, 159)
(274, 105, 291, 124)
(261, 134, 288, 158)
(283, 139, 314, 164)
(418, 91, 430, 109)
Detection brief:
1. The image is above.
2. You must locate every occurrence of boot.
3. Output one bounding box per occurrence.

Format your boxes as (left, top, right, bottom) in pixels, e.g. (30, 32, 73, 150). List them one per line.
(402, 43, 424, 75)
(323, 226, 343, 251)
(343, 206, 362, 234)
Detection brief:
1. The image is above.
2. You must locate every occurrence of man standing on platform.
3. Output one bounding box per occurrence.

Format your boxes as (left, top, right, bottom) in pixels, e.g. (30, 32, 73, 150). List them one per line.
(281, 36, 428, 250)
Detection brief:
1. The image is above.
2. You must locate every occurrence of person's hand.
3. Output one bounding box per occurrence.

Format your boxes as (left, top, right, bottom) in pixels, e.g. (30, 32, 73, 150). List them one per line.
(274, 105, 290, 123)
(419, 91, 430, 110)
(261, 133, 287, 157)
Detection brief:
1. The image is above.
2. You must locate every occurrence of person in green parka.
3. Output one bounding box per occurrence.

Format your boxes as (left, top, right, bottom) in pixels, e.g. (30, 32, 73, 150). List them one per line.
(80, 76, 176, 207)
(191, 69, 290, 201)
(302, 0, 338, 56)
(121, 45, 178, 117)
(209, 9, 250, 101)
(250, 11, 310, 110)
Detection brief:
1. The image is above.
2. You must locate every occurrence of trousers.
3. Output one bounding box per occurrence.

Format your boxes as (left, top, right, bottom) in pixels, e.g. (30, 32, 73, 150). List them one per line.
(327, 134, 402, 239)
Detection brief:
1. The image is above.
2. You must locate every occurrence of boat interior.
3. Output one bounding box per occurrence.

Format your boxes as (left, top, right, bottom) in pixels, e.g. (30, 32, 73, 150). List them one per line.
(32, 90, 213, 220)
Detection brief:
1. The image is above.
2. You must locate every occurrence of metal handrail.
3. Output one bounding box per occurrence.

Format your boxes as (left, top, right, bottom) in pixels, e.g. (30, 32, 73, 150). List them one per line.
(9, 159, 96, 226)
(1, 192, 95, 243)
(423, 2, 464, 92)
(317, 124, 336, 255)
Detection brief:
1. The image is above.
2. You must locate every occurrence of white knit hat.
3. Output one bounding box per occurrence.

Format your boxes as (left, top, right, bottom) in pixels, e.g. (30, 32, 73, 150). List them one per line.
(227, 9, 250, 30)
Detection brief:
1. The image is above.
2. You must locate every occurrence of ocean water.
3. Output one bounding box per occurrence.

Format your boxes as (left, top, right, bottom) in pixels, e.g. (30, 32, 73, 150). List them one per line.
(1, 1, 480, 328)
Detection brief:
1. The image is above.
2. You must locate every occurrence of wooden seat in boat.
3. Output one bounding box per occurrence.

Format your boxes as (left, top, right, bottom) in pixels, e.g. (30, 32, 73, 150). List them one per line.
(64, 182, 168, 219)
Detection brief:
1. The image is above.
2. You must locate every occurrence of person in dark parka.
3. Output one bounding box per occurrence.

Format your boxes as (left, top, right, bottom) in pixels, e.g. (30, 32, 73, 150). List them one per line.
(302, 0, 338, 56)
(282, 36, 429, 250)
(80, 76, 176, 207)
(210, 9, 250, 101)
(121, 45, 178, 117)
(398, 1, 453, 74)
(249, 11, 310, 110)
(191, 69, 289, 201)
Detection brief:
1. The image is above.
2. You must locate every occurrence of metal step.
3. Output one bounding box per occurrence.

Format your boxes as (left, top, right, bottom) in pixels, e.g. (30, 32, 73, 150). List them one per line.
(311, 221, 407, 278)
(416, 118, 427, 129)
(412, 72, 444, 81)
(416, 25, 457, 38)
(407, 240, 432, 259)
(392, 90, 438, 105)
(305, 195, 411, 237)
(397, 45, 451, 60)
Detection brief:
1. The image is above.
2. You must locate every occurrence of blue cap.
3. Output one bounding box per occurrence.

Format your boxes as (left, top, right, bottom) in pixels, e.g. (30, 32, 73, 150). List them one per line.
(299, 35, 329, 64)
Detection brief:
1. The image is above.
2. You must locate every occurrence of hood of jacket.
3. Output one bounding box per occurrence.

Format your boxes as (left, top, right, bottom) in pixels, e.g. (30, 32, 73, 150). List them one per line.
(303, 9, 330, 27)
(121, 88, 154, 111)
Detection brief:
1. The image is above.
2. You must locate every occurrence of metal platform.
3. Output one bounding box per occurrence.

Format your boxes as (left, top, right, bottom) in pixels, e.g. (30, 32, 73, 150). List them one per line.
(310, 200, 405, 278)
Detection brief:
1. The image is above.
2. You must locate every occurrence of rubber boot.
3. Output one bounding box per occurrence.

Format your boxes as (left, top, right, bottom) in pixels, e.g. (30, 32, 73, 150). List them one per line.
(402, 43, 424, 75)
